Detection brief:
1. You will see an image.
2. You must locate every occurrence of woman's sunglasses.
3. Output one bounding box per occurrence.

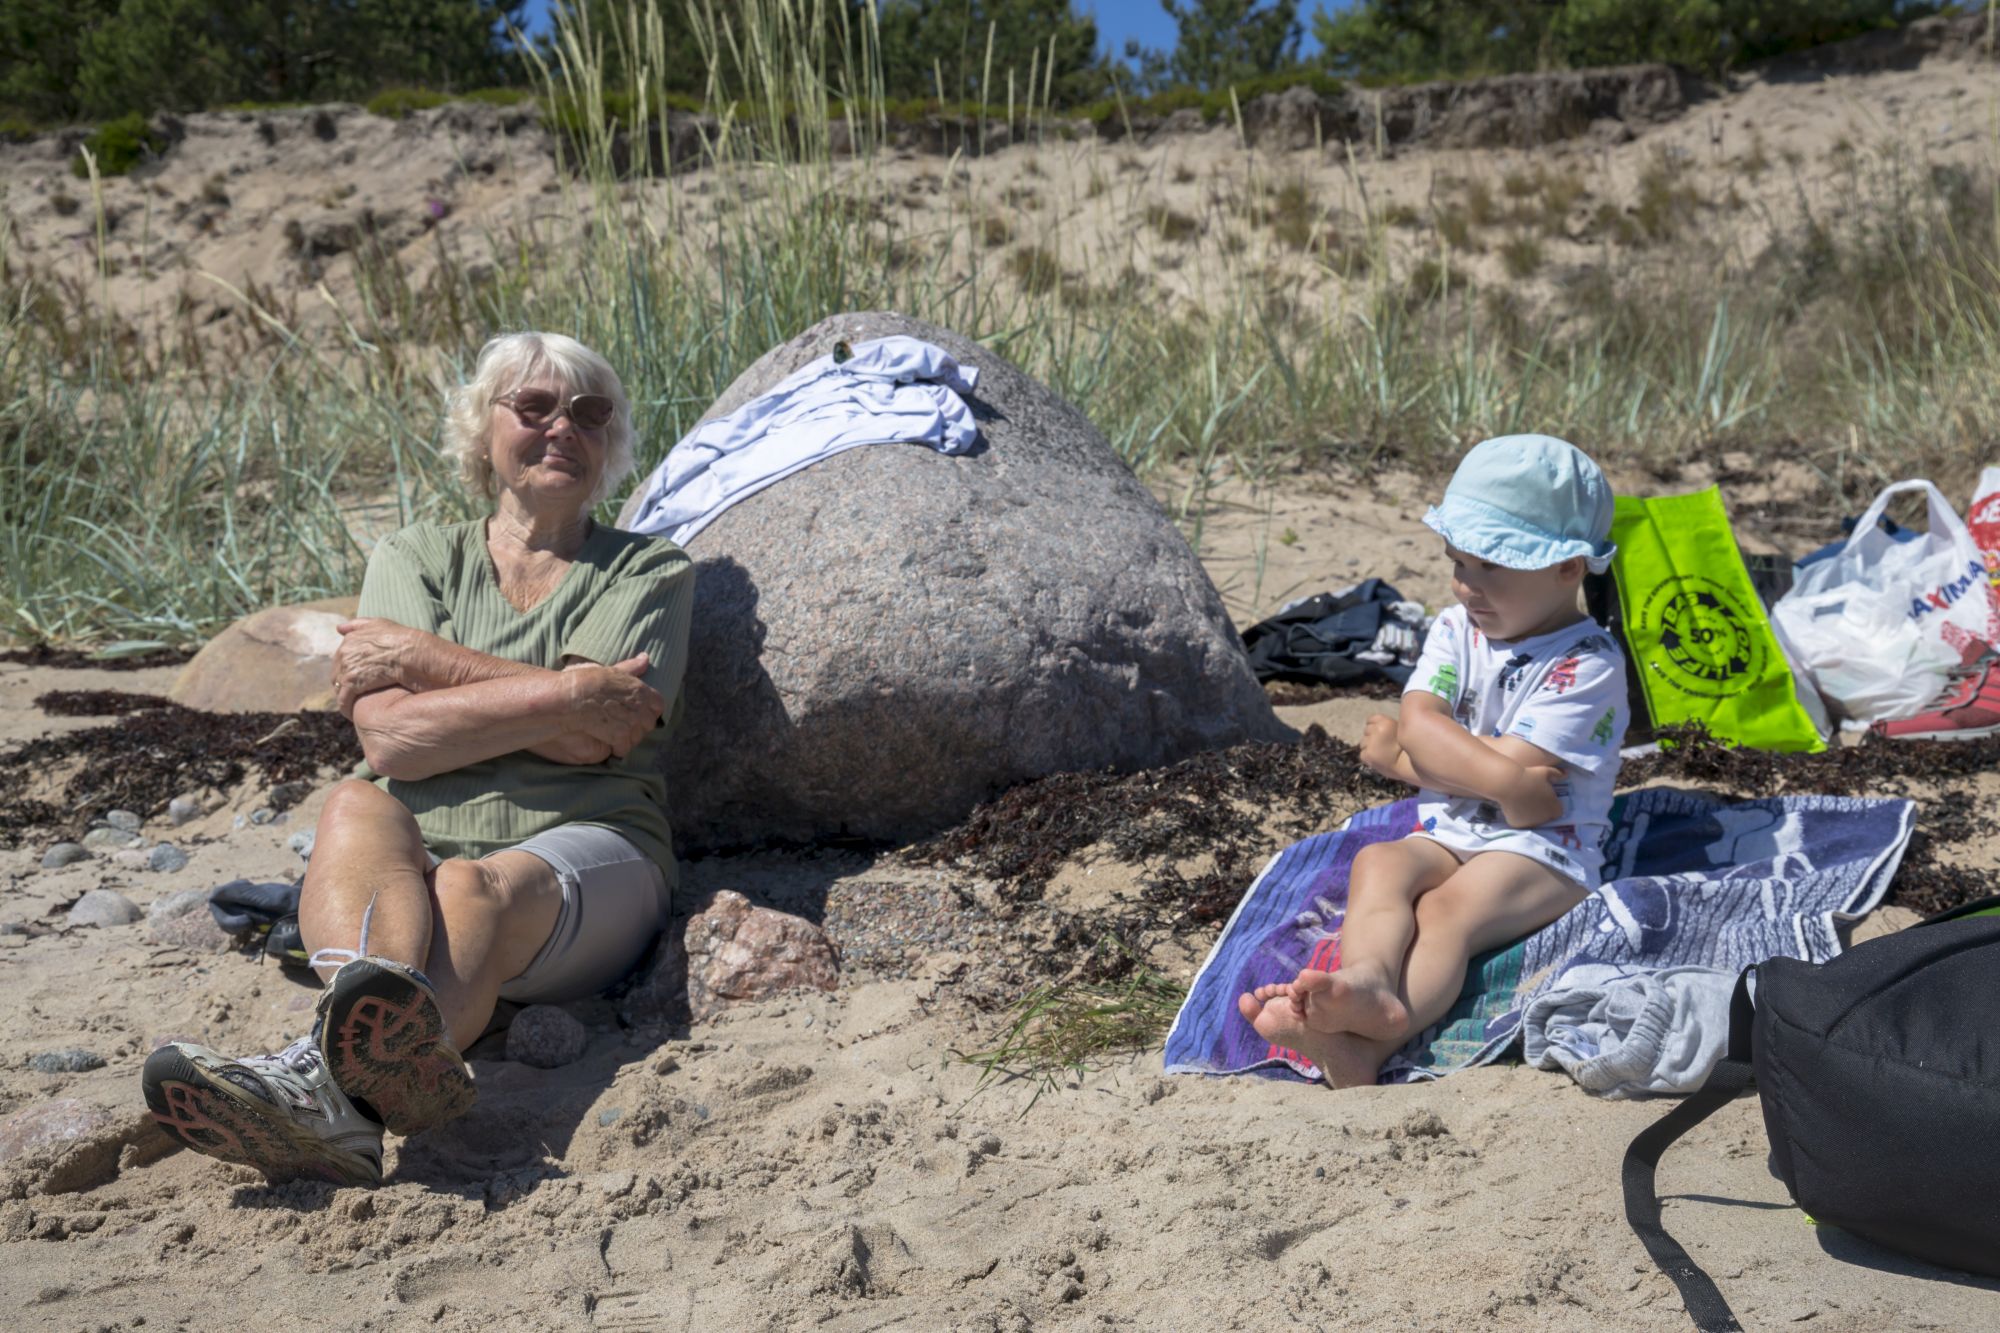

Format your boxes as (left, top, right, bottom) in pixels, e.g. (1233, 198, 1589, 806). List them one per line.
(492, 388, 616, 432)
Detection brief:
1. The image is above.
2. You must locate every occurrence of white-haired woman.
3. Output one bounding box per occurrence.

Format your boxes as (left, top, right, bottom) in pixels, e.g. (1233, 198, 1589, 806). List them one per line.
(143, 332, 693, 1188)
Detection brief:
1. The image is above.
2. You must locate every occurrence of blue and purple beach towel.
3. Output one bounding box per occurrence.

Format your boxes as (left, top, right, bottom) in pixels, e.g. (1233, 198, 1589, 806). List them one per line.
(1163, 789, 1914, 1083)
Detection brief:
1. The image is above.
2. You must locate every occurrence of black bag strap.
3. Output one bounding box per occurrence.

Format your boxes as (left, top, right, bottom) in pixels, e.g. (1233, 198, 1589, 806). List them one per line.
(1620, 969, 1758, 1333)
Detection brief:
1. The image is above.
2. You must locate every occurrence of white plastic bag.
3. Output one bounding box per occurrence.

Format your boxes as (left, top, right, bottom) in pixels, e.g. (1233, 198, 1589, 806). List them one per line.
(1771, 480, 1999, 724)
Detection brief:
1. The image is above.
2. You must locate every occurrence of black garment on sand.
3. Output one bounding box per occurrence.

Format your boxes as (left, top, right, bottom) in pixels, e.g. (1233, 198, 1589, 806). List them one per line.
(207, 879, 302, 934)
(1240, 579, 1416, 687)
(1623, 897, 2000, 1332)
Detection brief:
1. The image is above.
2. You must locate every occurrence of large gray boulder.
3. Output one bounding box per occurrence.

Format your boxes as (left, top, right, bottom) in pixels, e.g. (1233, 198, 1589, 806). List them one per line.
(618, 311, 1289, 850)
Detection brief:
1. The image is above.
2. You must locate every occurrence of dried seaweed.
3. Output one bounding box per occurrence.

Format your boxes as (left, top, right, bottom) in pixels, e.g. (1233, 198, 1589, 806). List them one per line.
(0, 692, 360, 847)
(0, 645, 196, 671)
(913, 725, 1403, 929)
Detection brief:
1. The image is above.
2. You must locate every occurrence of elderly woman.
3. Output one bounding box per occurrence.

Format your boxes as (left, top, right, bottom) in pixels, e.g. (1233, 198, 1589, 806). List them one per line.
(142, 332, 693, 1187)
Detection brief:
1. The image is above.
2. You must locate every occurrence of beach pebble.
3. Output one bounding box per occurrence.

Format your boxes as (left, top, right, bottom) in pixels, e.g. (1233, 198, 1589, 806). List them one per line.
(104, 810, 143, 834)
(505, 1005, 589, 1069)
(620, 890, 840, 1026)
(29, 1049, 106, 1075)
(593, 1170, 636, 1198)
(146, 844, 190, 874)
(249, 808, 276, 826)
(40, 843, 90, 870)
(597, 1106, 623, 1127)
(147, 888, 208, 924)
(287, 831, 316, 861)
(81, 827, 141, 852)
(0, 1099, 116, 1164)
(167, 794, 205, 826)
(146, 890, 231, 953)
(268, 781, 311, 809)
(67, 890, 141, 928)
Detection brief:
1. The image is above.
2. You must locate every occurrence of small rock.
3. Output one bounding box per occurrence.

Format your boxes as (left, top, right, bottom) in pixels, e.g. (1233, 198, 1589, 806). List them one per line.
(67, 889, 141, 928)
(104, 810, 143, 833)
(167, 794, 204, 826)
(145, 844, 190, 873)
(231, 814, 247, 831)
(505, 1005, 589, 1069)
(287, 830, 316, 861)
(0, 921, 26, 936)
(621, 890, 841, 1026)
(40, 843, 90, 870)
(0, 1099, 116, 1163)
(146, 901, 232, 953)
(268, 781, 311, 809)
(249, 808, 275, 826)
(597, 1106, 623, 1128)
(146, 888, 208, 924)
(81, 827, 140, 852)
(29, 1049, 106, 1075)
(593, 1169, 636, 1198)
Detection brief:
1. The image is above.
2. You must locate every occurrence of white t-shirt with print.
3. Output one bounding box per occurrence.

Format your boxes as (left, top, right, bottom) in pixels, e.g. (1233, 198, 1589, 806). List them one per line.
(1400, 606, 1630, 887)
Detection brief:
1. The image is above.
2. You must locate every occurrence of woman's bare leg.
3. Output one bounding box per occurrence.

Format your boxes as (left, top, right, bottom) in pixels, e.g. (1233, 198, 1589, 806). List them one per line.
(299, 779, 437, 977)
(424, 852, 562, 1050)
(300, 780, 562, 1052)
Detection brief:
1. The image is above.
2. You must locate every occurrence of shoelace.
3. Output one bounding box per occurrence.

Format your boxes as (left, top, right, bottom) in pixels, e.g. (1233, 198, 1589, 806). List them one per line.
(306, 893, 377, 972)
(243, 1034, 324, 1078)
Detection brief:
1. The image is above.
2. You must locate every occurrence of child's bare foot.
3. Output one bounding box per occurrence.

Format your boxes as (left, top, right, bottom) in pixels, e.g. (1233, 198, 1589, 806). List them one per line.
(1236, 988, 1394, 1089)
(1239, 967, 1407, 1041)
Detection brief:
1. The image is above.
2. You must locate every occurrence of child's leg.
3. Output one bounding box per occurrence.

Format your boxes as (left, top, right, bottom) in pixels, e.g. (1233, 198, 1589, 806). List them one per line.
(1237, 837, 1460, 1044)
(1240, 850, 1585, 1089)
(1394, 851, 1586, 1039)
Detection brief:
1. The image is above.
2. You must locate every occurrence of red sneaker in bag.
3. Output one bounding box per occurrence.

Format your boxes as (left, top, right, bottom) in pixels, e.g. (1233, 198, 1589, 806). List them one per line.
(1871, 654, 2000, 740)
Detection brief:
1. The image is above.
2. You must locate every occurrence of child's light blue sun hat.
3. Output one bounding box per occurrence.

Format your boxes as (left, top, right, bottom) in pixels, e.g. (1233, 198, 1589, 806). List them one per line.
(1423, 434, 1616, 573)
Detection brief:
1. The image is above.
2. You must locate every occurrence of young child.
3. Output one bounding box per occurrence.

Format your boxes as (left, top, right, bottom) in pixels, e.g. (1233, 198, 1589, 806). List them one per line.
(1239, 434, 1630, 1088)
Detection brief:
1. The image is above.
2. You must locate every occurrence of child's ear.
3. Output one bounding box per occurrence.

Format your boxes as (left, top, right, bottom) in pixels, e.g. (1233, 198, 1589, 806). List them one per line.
(1560, 557, 1586, 585)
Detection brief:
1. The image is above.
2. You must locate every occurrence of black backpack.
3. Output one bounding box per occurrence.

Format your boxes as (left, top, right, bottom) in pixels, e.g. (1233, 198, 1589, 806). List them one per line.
(1624, 897, 2000, 1331)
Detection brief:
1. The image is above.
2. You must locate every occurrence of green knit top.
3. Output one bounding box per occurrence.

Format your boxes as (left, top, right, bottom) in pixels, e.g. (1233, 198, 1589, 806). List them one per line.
(354, 518, 694, 880)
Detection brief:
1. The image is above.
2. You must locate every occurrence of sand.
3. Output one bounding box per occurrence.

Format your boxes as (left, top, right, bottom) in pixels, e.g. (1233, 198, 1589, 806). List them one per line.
(3, 471, 1999, 1332)
(6, 39, 2000, 1333)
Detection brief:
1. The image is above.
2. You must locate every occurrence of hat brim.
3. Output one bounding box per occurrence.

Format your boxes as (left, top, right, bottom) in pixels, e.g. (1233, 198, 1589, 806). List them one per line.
(1423, 501, 1616, 574)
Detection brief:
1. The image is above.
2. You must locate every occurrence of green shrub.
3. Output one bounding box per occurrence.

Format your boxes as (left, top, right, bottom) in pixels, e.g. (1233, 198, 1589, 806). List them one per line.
(366, 87, 448, 119)
(72, 113, 162, 178)
(460, 87, 532, 107)
(0, 116, 42, 143)
(1500, 233, 1545, 278)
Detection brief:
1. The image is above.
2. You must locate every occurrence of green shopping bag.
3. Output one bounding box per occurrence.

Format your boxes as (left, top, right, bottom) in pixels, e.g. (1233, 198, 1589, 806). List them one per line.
(1606, 487, 1825, 753)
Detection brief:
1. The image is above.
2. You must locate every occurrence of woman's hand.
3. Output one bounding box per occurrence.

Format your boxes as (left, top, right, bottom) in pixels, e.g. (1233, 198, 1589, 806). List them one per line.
(1359, 713, 1404, 777)
(333, 619, 427, 716)
(564, 654, 663, 759)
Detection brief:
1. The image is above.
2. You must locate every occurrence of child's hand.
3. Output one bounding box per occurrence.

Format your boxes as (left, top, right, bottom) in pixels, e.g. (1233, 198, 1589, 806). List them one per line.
(1500, 765, 1565, 829)
(1359, 713, 1403, 776)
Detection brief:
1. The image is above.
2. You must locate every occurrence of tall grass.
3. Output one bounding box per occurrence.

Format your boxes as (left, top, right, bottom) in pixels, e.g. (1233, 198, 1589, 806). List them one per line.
(2, 0, 1998, 648)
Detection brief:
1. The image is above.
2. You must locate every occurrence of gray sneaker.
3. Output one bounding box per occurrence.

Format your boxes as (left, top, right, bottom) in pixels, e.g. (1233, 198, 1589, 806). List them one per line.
(142, 1035, 385, 1187)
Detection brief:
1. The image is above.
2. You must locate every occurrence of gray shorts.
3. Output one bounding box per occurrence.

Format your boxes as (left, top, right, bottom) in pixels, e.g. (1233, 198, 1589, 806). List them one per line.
(430, 824, 671, 1005)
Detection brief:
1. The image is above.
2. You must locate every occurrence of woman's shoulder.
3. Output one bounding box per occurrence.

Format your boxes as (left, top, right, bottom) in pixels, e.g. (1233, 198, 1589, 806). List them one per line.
(597, 525, 692, 579)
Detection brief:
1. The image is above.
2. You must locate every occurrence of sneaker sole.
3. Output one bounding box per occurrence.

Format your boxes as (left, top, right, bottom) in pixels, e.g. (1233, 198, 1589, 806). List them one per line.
(1876, 721, 2000, 741)
(141, 1046, 380, 1187)
(317, 960, 476, 1137)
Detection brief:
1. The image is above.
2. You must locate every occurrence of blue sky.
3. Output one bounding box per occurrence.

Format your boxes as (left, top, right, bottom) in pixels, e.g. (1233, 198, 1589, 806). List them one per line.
(518, 2, 1327, 64)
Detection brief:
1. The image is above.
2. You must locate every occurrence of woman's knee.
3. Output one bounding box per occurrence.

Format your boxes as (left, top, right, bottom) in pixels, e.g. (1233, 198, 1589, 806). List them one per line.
(432, 859, 510, 915)
(316, 777, 406, 831)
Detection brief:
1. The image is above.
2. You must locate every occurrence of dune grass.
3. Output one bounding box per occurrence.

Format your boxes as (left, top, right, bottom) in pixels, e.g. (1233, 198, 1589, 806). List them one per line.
(2, 0, 1999, 649)
(954, 961, 1188, 1110)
